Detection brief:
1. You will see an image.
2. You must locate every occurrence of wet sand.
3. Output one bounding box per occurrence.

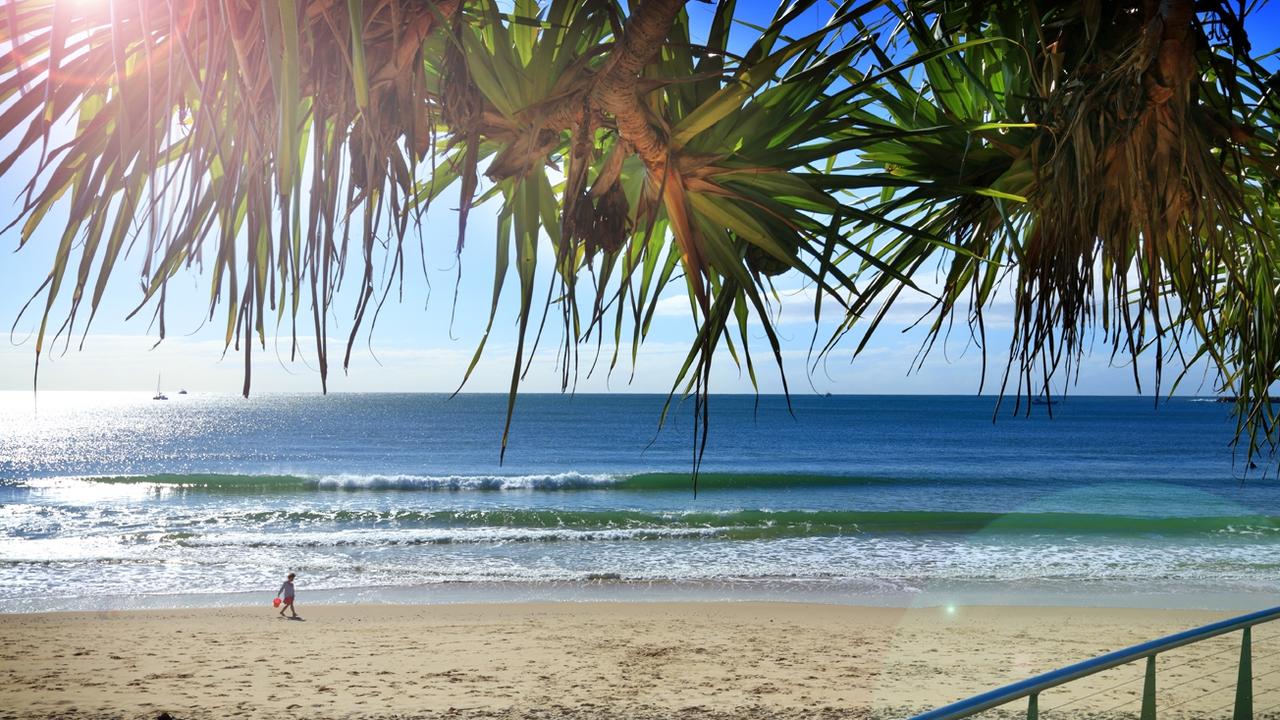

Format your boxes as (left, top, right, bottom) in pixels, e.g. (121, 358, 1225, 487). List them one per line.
(0, 602, 1275, 719)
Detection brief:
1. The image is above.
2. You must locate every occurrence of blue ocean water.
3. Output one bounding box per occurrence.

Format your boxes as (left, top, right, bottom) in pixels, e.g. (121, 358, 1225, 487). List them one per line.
(0, 392, 1276, 612)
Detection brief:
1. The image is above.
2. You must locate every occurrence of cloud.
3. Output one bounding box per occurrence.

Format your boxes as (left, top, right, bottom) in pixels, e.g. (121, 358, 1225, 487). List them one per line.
(0, 271, 1210, 399)
(650, 275, 1019, 337)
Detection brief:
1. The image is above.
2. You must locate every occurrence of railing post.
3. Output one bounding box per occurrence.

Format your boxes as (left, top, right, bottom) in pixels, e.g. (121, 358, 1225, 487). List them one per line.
(1140, 655, 1157, 720)
(1234, 627, 1253, 720)
(1026, 692, 1038, 720)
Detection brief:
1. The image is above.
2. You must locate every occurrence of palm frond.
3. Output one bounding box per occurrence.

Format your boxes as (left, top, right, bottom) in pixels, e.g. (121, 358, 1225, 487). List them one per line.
(3, 0, 1279, 470)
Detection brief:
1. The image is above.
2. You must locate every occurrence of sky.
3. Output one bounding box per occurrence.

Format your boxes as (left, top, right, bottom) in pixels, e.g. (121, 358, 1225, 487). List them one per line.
(0, 1, 1275, 397)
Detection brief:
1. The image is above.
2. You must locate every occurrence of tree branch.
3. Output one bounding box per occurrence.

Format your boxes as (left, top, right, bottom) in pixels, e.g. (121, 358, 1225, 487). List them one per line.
(591, 0, 686, 171)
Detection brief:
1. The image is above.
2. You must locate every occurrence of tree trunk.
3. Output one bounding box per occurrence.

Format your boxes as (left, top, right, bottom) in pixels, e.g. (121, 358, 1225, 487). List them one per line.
(592, 0, 686, 172)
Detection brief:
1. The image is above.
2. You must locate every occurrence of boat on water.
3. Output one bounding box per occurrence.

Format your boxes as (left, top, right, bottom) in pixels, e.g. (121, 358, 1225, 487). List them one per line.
(152, 374, 168, 401)
(178, 389, 188, 395)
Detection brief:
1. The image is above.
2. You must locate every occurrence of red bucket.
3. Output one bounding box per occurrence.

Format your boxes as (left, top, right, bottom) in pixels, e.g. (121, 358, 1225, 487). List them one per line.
(273, 598, 282, 608)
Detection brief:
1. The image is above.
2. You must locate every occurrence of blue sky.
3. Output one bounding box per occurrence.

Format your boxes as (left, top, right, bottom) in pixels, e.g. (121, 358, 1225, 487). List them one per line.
(0, 1, 1275, 396)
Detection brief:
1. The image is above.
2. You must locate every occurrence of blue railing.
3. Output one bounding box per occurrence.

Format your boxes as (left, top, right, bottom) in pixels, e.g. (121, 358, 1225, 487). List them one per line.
(909, 605, 1280, 720)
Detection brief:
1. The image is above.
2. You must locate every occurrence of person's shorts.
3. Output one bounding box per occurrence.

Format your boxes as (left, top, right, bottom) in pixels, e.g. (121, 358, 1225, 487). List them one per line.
(283, 596, 295, 603)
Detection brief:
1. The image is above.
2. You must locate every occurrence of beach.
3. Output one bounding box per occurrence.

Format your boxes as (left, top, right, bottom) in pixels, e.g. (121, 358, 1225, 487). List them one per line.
(5, 394, 1280, 717)
(4, 0, 1280, 713)
(2, 601, 1275, 719)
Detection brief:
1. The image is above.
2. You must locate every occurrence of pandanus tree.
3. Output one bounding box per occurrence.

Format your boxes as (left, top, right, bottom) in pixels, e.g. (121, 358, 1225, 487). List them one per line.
(1, 0, 1278, 465)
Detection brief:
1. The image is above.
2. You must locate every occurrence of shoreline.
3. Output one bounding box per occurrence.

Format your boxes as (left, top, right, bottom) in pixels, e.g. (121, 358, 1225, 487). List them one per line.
(2, 601, 1275, 719)
(4, 578, 1274, 614)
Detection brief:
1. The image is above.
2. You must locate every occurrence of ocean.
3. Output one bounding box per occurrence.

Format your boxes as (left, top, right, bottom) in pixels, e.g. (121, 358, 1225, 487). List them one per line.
(1, 392, 1276, 613)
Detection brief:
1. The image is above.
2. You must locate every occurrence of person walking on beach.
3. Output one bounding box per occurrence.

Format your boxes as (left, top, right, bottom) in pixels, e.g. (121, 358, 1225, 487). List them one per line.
(276, 573, 298, 618)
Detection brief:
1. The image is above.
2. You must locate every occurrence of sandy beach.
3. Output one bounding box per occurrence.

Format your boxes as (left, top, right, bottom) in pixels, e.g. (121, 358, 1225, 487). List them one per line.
(1, 601, 1276, 719)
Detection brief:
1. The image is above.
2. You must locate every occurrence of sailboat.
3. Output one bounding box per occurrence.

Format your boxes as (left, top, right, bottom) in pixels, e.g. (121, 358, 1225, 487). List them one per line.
(152, 374, 168, 401)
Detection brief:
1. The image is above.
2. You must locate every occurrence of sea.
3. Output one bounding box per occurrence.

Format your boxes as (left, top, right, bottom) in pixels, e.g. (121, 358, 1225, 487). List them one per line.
(1, 392, 1277, 613)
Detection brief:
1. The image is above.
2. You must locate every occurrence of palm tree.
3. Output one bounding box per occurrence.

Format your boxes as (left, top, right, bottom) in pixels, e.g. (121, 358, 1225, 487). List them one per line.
(1, 0, 1277, 464)
(850, 0, 1280, 459)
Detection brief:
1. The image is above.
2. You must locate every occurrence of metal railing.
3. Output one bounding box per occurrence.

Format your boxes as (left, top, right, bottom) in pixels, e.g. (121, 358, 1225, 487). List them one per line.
(909, 605, 1280, 720)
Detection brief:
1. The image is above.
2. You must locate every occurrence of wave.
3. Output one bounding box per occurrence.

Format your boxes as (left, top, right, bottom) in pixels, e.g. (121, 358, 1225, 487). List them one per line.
(36, 471, 918, 493)
(92, 508, 1280, 541)
(40, 472, 619, 492)
(314, 472, 620, 491)
(172, 526, 725, 547)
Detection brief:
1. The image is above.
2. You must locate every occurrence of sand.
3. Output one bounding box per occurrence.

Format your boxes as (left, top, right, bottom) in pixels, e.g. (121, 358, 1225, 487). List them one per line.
(1, 602, 1277, 719)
